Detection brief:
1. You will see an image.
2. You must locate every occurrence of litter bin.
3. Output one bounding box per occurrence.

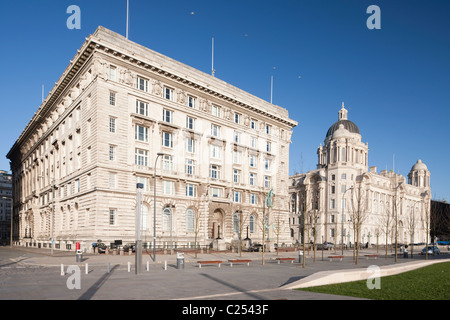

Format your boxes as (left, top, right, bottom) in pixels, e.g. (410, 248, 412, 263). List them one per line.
(176, 252, 185, 270)
(298, 250, 303, 263)
(76, 250, 83, 262)
(403, 250, 408, 258)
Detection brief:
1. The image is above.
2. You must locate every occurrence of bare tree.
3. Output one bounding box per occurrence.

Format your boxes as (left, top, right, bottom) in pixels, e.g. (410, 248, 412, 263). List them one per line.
(406, 204, 418, 258)
(379, 201, 392, 258)
(421, 192, 431, 260)
(350, 181, 368, 265)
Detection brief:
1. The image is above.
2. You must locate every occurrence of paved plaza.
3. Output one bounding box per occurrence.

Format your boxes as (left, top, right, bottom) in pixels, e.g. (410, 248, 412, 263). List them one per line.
(0, 246, 448, 302)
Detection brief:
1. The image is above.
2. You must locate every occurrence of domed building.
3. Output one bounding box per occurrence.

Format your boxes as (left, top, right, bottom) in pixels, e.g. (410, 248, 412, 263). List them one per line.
(289, 103, 431, 248)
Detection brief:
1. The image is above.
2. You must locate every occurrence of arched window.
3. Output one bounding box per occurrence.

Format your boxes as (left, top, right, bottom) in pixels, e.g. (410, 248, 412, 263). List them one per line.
(249, 214, 255, 234)
(162, 207, 172, 231)
(186, 208, 195, 232)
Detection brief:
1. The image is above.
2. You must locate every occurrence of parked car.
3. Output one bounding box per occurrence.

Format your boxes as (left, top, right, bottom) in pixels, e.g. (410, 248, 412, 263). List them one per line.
(421, 246, 440, 255)
(97, 243, 107, 254)
(123, 243, 136, 253)
(248, 244, 264, 252)
(317, 242, 334, 250)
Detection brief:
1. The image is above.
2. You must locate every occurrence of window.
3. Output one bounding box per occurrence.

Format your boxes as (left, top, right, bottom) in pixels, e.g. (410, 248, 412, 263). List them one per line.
(109, 173, 117, 189)
(186, 209, 195, 232)
(249, 172, 256, 186)
(341, 173, 347, 180)
(233, 169, 241, 183)
(109, 145, 116, 161)
(233, 131, 240, 143)
(211, 124, 220, 137)
(109, 92, 116, 106)
(163, 181, 174, 195)
(234, 113, 241, 124)
(210, 145, 221, 159)
(265, 124, 271, 135)
(136, 100, 148, 116)
(250, 194, 257, 205)
(233, 151, 242, 164)
(211, 105, 220, 117)
(163, 109, 173, 123)
(249, 214, 255, 233)
(210, 187, 222, 198)
(186, 116, 195, 130)
(109, 117, 116, 133)
(233, 212, 240, 233)
(135, 149, 148, 166)
(136, 176, 149, 191)
(249, 155, 257, 168)
(250, 119, 256, 129)
(186, 184, 197, 197)
(109, 209, 116, 225)
(265, 158, 271, 171)
(233, 191, 241, 203)
(164, 87, 173, 100)
(264, 176, 271, 188)
(162, 155, 173, 171)
(341, 185, 346, 193)
(250, 136, 257, 149)
(135, 125, 148, 142)
(188, 96, 196, 108)
(75, 179, 80, 193)
(266, 141, 271, 153)
(162, 207, 172, 231)
(186, 138, 196, 153)
(186, 159, 195, 175)
(109, 66, 116, 81)
(137, 76, 148, 92)
(210, 164, 220, 179)
(162, 132, 173, 148)
(330, 199, 335, 209)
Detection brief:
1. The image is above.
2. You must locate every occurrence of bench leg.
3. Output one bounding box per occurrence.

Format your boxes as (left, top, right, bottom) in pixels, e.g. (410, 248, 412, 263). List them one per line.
(218, 264, 221, 268)
(247, 262, 250, 267)
(230, 263, 233, 267)
(199, 264, 201, 269)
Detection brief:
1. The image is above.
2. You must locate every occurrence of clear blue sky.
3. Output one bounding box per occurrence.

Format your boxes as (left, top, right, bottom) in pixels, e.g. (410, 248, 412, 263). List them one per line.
(0, 0, 449, 200)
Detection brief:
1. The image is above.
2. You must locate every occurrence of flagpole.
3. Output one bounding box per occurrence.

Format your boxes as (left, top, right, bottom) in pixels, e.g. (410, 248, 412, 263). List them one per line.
(126, 0, 129, 39)
(211, 37, 215, 77)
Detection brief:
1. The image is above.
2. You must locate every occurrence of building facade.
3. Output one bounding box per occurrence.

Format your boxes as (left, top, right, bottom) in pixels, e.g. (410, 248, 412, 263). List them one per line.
(0, 170, 12, 245)
(289, 104, 431, 247)
(7, 27, 297, 252)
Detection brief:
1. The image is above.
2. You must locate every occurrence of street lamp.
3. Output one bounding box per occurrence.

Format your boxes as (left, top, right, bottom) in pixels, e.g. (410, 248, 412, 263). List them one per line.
(135, 182, 144, 274)
(153, 152, 165, 262)
(342, 186, 353, 255)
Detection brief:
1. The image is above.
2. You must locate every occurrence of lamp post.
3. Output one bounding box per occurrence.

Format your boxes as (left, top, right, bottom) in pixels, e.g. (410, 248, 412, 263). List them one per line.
(153, 152, 165, 262)
(342, 186, 353, 255)
(136, 182, 144, 274)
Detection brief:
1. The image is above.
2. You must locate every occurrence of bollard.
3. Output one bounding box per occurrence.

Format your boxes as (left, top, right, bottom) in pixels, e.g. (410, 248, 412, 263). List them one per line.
(61, 264, 65, 276)
(128, 262, 131, 272)
(146, 261, 149, 271)
(107, 263, 110, 273)
(85, 263, 89, 275)
(164, 260, 167, 271)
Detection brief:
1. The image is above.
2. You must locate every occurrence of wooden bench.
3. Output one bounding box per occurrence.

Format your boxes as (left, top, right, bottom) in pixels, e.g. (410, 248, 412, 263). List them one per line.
(228, 259, 252, 267)
(276, 257, 295, 264)
(365, 254, 378, 260)
(328, 255, 344, 262)
(197, 260, 222, 268)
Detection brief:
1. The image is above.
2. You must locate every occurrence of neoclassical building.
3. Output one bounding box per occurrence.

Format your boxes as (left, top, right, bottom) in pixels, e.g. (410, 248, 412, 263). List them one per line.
(289, 104, 431, 247)
(7, 27, 297, 252)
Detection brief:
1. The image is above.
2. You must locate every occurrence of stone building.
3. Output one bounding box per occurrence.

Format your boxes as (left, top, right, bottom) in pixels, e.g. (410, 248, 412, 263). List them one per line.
(0, 170, 12, 245)
(7, 26, 297, 252)
(289, 104, 431, 247)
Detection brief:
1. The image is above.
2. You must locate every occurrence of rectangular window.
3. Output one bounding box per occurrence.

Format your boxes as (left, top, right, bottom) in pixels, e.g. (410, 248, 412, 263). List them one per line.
(233, 151, 242, 164)
(211, 124, 220, 137)
(233, 131, 240, 143)
(135, 149, 148, 166)
(210, 187, 222, 198)
(109, 66, 116, 81)
(109, 173, 117, 189)
(250, 136, 257, 149)
(109, 145, 116, 161)
(265, 124, 271, 135)
(250, 193, 257, 205)
(109, 209, 116, 225)
(210, 164, 220, 179)
(162, 132, 173, 148)
(266, 141, 271, 153)
(136, 100, 148, 116)
(186, 116, 195, 130)
(250, 119, 256, 129)
(164, 87, 174, 100)
(188, 96, 196, 108)
(249, 155, 257, 168)
(135, 125, 148, 142)
(265, 158, 271, 171)
(264, 176, 271, 188)
(249, 172, 256, 186)
(162, 155, 173, 172)
(163, 181, 174, 195)
(210, 145, 221, 159)
(233, 169, 241, 183)
(211, 105, 220, 117)
(330, 199, 335, 209)
(109, 117, 116, 133)
(234, 113, 241, 124)
(233, 191, 241, 203)
(137, 77, 148, 92)
(186, 184, 197, 197)
(109, 92, 116, 106)
(163, 109, 173, 123)
(186, 138, 196, 153)
(186, 159, 195, 175)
